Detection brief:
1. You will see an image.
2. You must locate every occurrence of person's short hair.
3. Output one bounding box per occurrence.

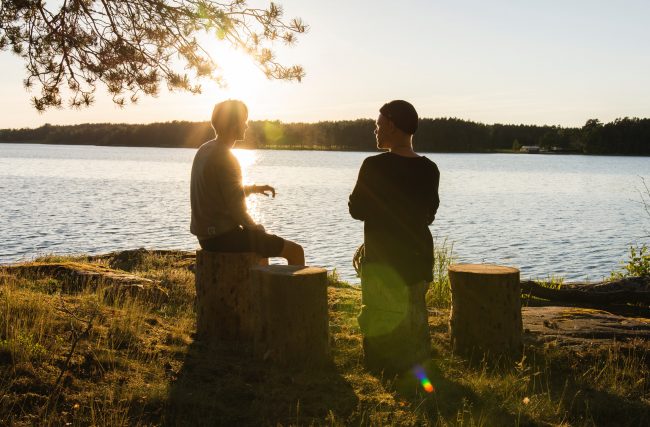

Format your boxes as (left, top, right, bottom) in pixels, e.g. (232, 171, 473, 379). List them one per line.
(211, 100, 248, 135)
(379, 100, 419, 135)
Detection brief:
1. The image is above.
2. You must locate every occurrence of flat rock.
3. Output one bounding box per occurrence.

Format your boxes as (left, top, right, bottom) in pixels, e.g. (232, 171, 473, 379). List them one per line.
(522, 306, 650, 347)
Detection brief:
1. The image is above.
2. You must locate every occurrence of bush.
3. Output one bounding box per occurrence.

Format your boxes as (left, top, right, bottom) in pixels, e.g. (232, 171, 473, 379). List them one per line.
(612, 244, 650, 278)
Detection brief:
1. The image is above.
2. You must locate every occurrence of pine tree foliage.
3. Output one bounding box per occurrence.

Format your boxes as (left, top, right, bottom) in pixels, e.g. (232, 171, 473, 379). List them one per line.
(0, 0, 307, 110)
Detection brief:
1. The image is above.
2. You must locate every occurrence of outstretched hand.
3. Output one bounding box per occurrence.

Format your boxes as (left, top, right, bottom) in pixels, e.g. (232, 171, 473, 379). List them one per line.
(256, 184, 276, 198)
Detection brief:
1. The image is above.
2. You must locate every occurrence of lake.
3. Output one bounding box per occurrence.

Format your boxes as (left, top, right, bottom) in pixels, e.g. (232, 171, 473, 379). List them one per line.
(1, 143, 649, 283)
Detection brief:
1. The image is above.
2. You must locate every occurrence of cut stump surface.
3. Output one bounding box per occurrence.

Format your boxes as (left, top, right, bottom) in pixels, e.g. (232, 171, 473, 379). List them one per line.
(448, 263, 522, 359)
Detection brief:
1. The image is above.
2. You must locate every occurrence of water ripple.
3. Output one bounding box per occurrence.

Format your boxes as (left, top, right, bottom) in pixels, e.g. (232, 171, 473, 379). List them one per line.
(2, 144, 650, 283)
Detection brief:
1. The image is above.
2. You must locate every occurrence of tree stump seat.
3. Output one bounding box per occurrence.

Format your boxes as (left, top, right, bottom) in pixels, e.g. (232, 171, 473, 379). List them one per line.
(194, 250, 260, 342)
(448, 263, 523, 360)
(194, 250, 330, 367)
(250, 265, 330, 367)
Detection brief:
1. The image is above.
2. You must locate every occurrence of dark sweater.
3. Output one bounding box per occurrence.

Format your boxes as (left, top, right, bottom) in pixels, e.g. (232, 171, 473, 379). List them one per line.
(349, 152, 440, 285)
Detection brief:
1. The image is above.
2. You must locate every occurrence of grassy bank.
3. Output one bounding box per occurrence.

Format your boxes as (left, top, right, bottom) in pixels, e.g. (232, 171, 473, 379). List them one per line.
(1, 249, 649, 426)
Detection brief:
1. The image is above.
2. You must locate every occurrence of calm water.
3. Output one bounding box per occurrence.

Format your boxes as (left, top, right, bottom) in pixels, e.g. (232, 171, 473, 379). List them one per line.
(1, 143, 649, 282)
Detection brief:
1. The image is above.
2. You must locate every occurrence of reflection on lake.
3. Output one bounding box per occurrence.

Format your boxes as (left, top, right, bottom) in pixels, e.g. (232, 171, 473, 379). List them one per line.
(1, 143, 649, 282)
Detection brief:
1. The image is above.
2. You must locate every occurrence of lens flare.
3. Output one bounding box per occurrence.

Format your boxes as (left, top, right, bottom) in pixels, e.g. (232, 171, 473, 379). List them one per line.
(412, 365, 435, 393)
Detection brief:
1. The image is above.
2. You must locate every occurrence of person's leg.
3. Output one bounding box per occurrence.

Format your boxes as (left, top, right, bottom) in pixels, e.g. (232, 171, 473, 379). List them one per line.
(199, 228, 248, 252)
(405, 280, 431, 363)
(244, 227, 304, 265)
(279, 239, 305, 265)
(200, 231, 269, 265)
(358, 264, 410, 374)
(376, 280, 430, 375)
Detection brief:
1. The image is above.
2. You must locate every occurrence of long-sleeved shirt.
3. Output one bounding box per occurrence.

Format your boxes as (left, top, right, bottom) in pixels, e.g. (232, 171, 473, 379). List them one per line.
(349, 152, 440, 285)
(190, 140, 255, 240)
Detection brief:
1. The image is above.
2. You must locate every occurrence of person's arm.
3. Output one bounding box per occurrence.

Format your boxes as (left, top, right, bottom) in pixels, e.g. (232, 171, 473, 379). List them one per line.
(244, 184, 276, 198)
(426, 164, 441, 224)
(349, 159, 371, 221)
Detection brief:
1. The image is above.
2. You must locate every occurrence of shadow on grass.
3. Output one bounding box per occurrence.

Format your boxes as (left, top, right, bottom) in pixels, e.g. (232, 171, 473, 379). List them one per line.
(375, 360, 537, 426)
(526, 345, 650, 427)
(559, 385, 650, 426)
(164, 339, 358, 426)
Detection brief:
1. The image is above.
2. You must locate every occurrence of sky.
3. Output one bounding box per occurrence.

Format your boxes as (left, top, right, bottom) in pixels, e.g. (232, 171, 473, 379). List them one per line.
(1, 0, 649, 128)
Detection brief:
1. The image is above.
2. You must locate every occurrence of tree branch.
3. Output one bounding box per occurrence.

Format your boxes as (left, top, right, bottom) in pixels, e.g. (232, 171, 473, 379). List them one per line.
(0, 0, 307, 110)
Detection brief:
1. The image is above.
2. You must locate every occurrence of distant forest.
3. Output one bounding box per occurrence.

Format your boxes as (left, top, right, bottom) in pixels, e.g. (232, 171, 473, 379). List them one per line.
(1, 117, 649, 155)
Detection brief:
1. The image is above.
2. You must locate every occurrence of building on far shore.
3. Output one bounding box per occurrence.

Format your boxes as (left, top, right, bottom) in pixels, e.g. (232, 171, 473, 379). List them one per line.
(520, 145, 540, 153)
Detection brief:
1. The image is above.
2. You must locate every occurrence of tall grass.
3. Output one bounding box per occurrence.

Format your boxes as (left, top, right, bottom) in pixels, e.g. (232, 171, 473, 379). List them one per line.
(427, 238, 455, 308)
(0, 254, 195, 425)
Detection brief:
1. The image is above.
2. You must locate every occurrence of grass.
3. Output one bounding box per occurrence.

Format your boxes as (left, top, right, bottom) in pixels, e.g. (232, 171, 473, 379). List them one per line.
(427, 238, 455, 309)
(1, 249, 649, 426)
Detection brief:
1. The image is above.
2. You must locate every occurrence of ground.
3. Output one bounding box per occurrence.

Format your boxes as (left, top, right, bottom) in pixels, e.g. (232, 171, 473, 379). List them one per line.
(1, 250, 649, 426)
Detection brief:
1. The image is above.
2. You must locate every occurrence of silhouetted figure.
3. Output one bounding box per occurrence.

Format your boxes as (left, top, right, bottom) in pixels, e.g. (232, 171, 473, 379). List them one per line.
(349, 100, 440, 374)
(191, 100, 304, 265)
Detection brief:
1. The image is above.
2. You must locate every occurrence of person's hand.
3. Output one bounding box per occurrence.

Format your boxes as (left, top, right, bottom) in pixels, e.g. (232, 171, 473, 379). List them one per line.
(251, 224, 266, 232)
(256, 184, 276, 198)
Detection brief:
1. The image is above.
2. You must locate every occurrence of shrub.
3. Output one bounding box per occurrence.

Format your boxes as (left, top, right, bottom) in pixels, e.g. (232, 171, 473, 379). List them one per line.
(612, 244, 650, 278)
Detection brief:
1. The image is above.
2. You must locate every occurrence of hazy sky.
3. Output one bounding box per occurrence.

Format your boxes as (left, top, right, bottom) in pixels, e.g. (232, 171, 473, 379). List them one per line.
(1, 0, 649, 128)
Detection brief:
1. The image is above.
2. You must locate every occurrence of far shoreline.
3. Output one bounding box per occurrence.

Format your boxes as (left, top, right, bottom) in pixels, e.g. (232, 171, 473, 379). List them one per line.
(2, 116, 649, 156)
(2, 140, 649, 157)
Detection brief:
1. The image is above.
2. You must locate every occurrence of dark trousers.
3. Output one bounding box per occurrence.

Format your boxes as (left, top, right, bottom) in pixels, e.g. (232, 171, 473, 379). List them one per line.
(357, 264, 431, 375)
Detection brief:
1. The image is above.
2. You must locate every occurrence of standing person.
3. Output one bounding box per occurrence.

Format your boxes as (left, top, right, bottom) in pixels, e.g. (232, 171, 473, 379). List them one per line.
(349, 100, 440, 374)
(191, 100, 304, 265)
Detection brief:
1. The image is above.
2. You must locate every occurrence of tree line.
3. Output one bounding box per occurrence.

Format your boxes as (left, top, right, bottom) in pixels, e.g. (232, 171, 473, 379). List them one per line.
(1, 117, 649, 155)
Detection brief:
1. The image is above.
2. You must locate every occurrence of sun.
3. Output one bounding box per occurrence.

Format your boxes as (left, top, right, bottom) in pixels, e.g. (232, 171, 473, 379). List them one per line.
(203, 41, 268, 112)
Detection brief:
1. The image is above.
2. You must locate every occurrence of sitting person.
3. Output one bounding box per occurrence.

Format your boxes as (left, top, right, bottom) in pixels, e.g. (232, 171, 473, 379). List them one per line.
(190, 100, 304, 265)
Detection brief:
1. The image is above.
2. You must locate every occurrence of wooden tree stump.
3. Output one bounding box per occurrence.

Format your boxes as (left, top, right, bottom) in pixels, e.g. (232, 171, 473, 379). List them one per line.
(250, 265, 330, 367)
(194, 250, 260, 343)
(448, 264, 522, 360)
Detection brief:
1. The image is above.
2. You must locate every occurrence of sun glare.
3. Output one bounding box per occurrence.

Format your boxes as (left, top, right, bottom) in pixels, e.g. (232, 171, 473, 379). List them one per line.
(204, 41, 268, 113)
